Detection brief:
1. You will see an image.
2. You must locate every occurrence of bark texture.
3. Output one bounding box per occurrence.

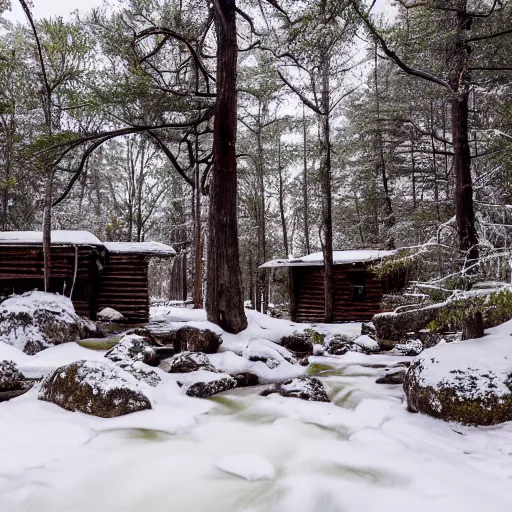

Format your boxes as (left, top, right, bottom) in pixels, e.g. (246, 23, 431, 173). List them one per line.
(206, 0, 248, 334)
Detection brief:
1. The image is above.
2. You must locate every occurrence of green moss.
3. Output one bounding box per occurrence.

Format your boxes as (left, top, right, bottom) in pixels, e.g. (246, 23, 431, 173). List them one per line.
(304, 328, 325, 345)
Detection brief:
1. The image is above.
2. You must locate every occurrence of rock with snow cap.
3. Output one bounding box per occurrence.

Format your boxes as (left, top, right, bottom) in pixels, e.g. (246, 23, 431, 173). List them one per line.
(232, 372, 259, 388)
(97, 307, 127, 323)
(404, 328, 512, 425)
(39, 360, 152, 417)
(243, 338, 297, 369)
(376, 365, 407, 385)
(261, 376, 329, 402)
(158, 351, 217, 374)
(394, 339, 423, 356)
(325, 334, 363, 356)
(185, 373, 237, 398)
(373, 306, 442, 349)
(0, 291, 99, 355)
(156, 326, 222, 354)
(105, 334, 157, 365)
(280, 332, 314, 357)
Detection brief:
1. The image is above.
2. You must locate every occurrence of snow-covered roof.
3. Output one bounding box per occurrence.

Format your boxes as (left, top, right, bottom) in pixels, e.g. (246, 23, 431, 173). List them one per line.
(0, 230, 103, 246)
(103, 241, 176, 257)
(260, 250, 396, 268)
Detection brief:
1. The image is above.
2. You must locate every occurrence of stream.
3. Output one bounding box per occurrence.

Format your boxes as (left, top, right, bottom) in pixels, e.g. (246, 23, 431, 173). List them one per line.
(1, 353, 512, 512)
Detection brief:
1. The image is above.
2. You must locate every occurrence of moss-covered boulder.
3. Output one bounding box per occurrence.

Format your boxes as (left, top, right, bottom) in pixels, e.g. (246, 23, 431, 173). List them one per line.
(373, 305, 443, 349)
(404, 323, 512, 425)
(39, 360, 152, 417)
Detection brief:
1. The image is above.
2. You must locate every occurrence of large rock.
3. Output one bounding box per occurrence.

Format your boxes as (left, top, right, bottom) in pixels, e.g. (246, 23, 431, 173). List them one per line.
(261, 377, 329, 402)
(105, 334, 157, 365)
(403, 328, 512, 425)
(158, 351, 217, 374)
(154, 326, 222, 354)
(39, 360, 152, 417)
(97, 307, 126, 323)
(280, 332, 314, 357)
(376, 364, 408, 385)
(185, 374, 237, 398)
(0, 291, 98, 355)
(373, 305, 442, 350)
(232, 372, 259, 388)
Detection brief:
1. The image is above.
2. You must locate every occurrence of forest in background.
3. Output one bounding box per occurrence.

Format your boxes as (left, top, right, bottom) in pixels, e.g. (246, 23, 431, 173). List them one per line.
(0, 0, 511, 331)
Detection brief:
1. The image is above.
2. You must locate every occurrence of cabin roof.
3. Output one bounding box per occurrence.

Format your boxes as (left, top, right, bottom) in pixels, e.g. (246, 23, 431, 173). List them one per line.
(260, 250, 396, 268)
(103, 241, 176, 257)
(0, 231, 176, 257)
(0, 230, 104, 246)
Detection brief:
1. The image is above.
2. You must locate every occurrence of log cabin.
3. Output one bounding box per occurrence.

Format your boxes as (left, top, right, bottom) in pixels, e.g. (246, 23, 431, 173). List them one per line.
(0, 231, 175, 322)
(261, 250, 397, 323)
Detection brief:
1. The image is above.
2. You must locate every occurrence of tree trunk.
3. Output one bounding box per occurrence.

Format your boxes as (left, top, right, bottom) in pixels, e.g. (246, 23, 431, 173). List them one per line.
(319, 56, 334, 323)
(302, 105, 311, 255)
(278, 137, 289, 257)
(374, 47, 395, 250)
(206, 0, 248, 333)
(42, 171, 53, 292)
(193, 133, 203, 309)
(462, 311, 484, 340)
(452, 92, 478, 264)
(449, 3, 478, 265)
(255, 111, 268, 314)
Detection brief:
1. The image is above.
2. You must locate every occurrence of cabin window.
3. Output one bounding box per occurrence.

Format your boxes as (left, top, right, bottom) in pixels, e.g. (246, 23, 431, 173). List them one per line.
(348, 271, 367, 301)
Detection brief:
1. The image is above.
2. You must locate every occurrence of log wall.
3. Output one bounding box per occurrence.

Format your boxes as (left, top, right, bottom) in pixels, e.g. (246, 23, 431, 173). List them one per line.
(292, 264, 383, 323)
(0, 245, 102, 318)
(97, 253, 149, 323)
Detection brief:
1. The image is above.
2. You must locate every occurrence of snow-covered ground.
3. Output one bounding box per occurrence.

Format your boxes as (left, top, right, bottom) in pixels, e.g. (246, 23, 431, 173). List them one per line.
(0, 307, 511, 512)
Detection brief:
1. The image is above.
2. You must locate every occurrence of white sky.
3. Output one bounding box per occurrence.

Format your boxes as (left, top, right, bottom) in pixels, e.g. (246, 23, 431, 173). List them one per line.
(4, 0, 106, 22)
(5, 0, 394, 23)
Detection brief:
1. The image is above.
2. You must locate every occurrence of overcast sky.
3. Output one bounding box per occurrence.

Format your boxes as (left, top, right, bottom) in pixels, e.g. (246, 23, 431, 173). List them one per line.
(5, 0, 393, 23)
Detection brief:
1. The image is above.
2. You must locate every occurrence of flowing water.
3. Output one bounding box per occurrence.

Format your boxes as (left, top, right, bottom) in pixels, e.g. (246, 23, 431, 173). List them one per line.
(1, 353, 512, 512)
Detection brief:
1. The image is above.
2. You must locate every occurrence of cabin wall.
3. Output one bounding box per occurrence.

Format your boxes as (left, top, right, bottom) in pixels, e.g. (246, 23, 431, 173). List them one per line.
(292, 264, 383, 323)
(0, 245, 100, 318)
(97, 253, 149, 323)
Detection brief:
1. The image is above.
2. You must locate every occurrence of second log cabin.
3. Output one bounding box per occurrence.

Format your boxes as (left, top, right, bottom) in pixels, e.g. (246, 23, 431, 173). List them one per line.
(261, 250, 398, 323)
